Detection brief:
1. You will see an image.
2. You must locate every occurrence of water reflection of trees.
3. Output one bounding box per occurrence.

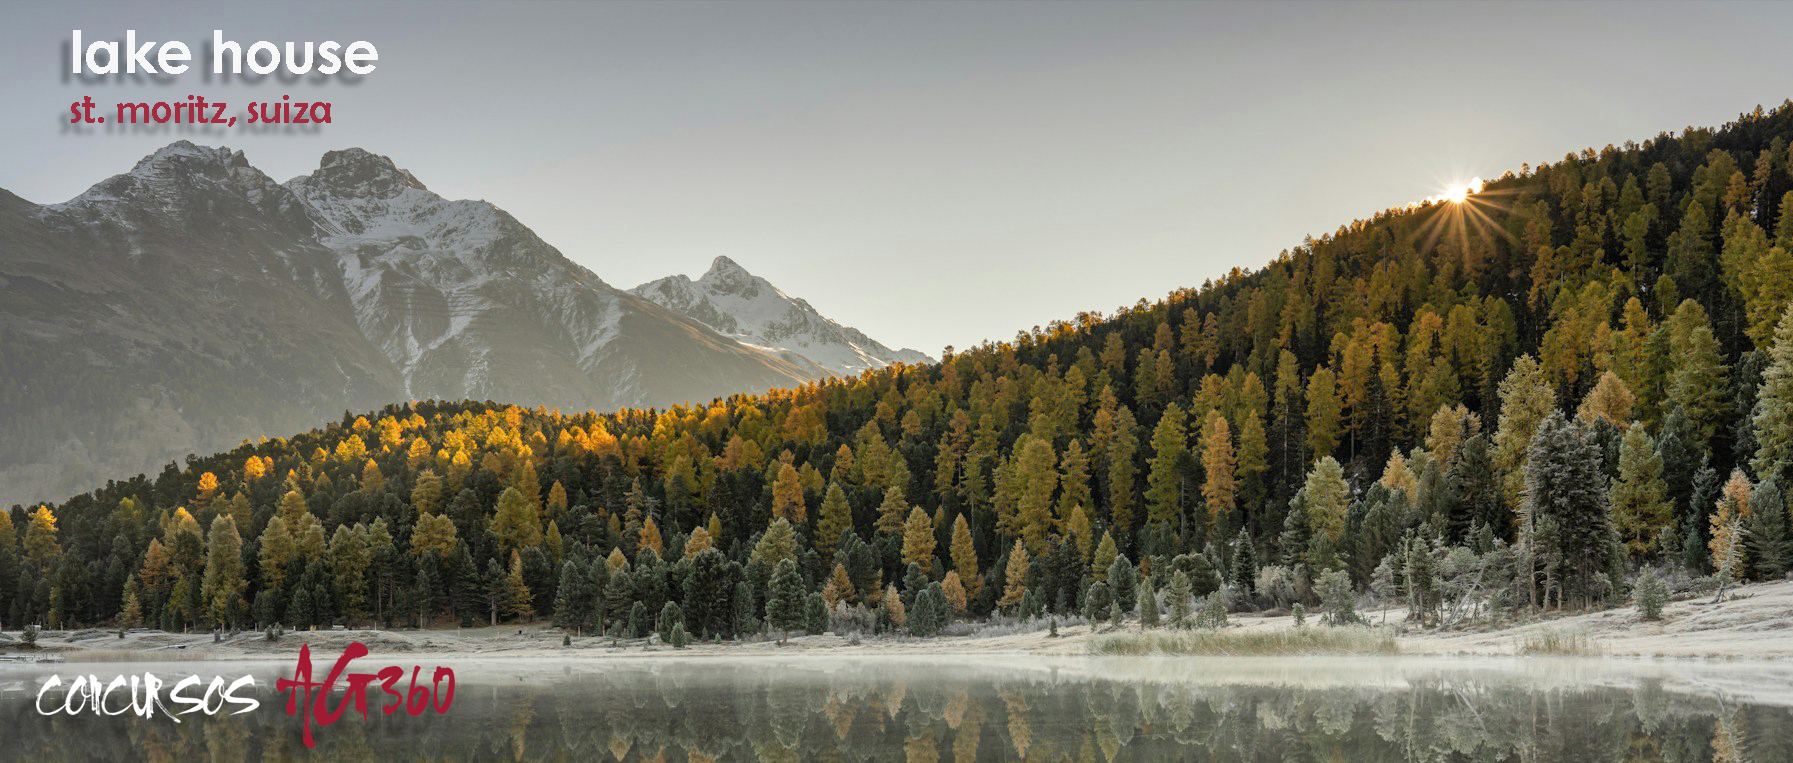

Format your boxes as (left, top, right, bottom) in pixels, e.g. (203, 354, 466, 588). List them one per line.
(1, 664, 1788, 762)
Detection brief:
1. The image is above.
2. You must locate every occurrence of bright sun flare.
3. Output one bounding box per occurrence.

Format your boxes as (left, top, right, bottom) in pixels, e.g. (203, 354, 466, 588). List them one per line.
(1430, 177, 1483, 205)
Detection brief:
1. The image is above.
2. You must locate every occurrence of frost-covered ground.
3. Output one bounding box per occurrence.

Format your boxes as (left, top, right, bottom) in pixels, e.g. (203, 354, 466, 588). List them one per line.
(7, 579, 1790, 664)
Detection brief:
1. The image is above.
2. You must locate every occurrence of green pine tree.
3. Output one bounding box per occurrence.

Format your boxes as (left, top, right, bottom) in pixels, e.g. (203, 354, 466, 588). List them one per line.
(1136, 577, 1159, 629)
(766, 559, 806, 643)
(1166, 569, 1192, 628)
(657, 601, 682, 643)
(1523, 412, 1620, 608)
(731, 581, 758, 639)
(1745, 477, 1789, 579)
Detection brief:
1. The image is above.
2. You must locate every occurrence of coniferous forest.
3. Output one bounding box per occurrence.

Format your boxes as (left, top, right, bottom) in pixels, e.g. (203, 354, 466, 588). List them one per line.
(8, 102, 1793, 642)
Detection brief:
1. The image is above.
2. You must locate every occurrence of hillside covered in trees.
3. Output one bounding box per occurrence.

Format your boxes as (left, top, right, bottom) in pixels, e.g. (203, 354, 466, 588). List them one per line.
(6, 103, 1793, 641)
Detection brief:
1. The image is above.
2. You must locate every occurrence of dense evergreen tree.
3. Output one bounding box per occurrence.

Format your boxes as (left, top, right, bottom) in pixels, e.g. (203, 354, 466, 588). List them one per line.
(1165, 569, 1192, 627)
(1745, 477, 1788, 579)
(766, 558, 805, 642)
(553, 560, 589, 634)
(1522, 413, 1619, 609)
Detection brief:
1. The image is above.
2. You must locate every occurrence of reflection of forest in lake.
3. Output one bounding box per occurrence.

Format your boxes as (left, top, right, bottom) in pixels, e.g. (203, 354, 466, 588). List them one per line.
(2, 657, 1791, 761)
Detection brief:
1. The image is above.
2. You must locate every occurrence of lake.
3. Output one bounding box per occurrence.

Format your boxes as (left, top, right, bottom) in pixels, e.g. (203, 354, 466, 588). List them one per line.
(3, 654, 1790, 760)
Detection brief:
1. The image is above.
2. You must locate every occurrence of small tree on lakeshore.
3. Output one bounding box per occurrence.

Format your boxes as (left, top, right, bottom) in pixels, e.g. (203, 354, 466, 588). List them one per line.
(1137, 578, 1159, 629)
(1370, 556, 1398, 625)
(1316, 568, 1359, 626)
(997, 540, 1029, 615)
(881, 583, 906, 632)
(627, 601, 649, 639)
(1195, 594, 1227, 629)
(657, 601, 682, 643)
(1166, 570, 1192, 628)
(1633, 567, 1669, 620)
(1086, 581, 1112, 626)
(909, 583, 948, 637)
(804, 593, 828, 636)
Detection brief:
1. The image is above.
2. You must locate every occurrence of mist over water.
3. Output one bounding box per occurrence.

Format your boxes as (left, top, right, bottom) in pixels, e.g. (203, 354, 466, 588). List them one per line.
(3, 656, 1790, 761)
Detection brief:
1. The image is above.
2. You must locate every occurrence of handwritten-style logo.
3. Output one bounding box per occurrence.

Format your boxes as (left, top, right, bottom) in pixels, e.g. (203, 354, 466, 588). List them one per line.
(34, 642, 455, 749)
(277, 642, 456, 748)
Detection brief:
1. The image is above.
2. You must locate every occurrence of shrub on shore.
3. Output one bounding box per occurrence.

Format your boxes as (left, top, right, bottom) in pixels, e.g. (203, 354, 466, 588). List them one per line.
(1091, 626, 1397, 656)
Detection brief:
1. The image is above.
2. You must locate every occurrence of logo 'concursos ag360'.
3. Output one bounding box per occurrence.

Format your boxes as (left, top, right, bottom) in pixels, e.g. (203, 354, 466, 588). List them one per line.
(34, 642, 455, 749)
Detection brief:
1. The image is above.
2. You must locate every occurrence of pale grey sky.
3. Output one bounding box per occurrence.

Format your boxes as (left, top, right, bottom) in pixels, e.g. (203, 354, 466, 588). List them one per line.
(4, 1, 1791, 355)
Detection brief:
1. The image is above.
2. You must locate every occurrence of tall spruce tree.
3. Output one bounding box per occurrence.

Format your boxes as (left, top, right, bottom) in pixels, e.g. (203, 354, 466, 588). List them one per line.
(553, 560, 588, 634)
(1745, 477, 1789, 579)
(1522, 412, 1619, 608)
(765, 558, 805, 643)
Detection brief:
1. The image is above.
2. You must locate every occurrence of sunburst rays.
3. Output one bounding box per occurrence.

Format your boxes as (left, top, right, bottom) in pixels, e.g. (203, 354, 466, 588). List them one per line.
(1409, 178, 1520, 276)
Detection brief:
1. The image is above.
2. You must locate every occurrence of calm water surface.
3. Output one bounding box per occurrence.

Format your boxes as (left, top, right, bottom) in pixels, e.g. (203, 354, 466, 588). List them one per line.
(3, 654, 1790, 761)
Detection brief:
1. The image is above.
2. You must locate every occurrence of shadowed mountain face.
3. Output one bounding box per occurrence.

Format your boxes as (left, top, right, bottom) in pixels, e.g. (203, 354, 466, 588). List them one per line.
(0, 143, 835, 505)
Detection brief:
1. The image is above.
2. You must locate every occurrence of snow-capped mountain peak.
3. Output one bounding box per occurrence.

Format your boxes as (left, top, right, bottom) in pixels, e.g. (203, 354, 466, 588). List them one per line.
(53, 141, 267, 212)
(306, 148, 429, 199)
(130, 140, 250, 175)
(632, 258, 932, 378)
(42, 141, 320, 248)
(703, 255, 756, 285)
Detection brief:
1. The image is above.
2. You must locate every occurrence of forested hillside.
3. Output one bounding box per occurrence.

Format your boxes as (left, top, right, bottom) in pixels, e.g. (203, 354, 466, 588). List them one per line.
(7, 103, 1793, 639)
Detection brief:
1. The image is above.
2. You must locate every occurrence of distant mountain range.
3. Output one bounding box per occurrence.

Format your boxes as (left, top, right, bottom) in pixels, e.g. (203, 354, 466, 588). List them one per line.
(0, 142, 927, 505)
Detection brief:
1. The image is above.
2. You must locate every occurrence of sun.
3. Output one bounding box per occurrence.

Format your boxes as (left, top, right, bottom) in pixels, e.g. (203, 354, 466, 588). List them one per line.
(1432, 177, 1483, 205)
(1407, 173, 1518, 275)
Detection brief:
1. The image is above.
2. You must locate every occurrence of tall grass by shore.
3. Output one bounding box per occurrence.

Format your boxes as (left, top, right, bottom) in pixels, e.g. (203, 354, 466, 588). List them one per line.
(1516, 628, 1602, 656)
(1090, 626, 1399, 657)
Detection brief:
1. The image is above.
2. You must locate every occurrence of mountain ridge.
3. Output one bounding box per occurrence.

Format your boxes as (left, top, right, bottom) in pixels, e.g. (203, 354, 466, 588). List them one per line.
(0, 142, 916, 505)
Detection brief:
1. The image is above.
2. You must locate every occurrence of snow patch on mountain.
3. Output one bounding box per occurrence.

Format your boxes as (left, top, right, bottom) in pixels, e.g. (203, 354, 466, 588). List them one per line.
(632, 256, 932, 377)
